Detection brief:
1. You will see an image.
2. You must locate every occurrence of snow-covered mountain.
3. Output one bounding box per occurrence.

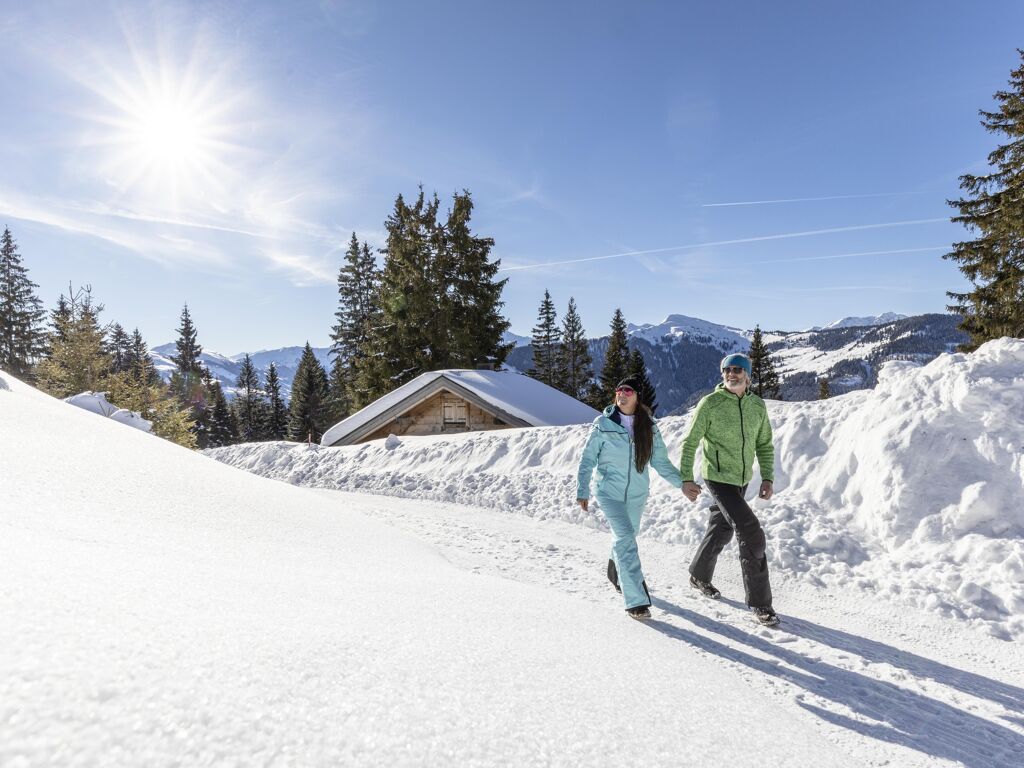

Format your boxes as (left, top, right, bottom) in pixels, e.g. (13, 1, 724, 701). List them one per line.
(3, 349, 1023, 765)
(812, 312, 909, 331)
(506, 312, 967, 413)
(151, 343, 332, 399)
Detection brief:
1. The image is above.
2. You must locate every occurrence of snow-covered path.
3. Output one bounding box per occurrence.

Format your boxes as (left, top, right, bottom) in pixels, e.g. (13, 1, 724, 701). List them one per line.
(329, 490, 1024, 768)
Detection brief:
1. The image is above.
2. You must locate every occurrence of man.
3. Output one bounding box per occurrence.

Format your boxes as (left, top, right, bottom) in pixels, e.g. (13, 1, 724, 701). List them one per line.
(679, 352, 779, 626)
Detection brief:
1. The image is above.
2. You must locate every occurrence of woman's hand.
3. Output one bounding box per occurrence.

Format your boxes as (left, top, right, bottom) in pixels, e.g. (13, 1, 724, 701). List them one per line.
(577, 498, 589, 512)
(682, 481, 702, 502)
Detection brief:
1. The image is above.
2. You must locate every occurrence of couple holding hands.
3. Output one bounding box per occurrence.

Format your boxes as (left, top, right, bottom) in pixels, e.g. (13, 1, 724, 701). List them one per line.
(576, 353, 779, 626)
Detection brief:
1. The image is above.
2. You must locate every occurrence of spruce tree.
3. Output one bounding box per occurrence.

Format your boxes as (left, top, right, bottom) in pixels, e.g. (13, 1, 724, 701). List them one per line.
(168, 304, 209, 446)
(35, 287, 111, 398)
(818, 378, 831, 400)
(0, 226, 46, 378)
(356, 191, 441, 403)
(330, 233, 380, 419)
(289, 343, 330, 442)
(597, 309, 631, 406)
(945, 50, 1024, 350)
(128, 328, 161, 387)
(628, 348, 658, 415)
(263, 362, 289, 440)
(748, 325, 782, 399)
(233, 353, 266, 442)
(559, 297, 594, 402)
(444, 190, 512, 368)
(206, 374, 238, 447)
(108, 323, 132, 374)
(529, 289, 562, 387)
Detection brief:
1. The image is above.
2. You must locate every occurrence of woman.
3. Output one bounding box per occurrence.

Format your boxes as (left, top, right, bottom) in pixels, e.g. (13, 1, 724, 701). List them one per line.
(576, 376, 682, 620)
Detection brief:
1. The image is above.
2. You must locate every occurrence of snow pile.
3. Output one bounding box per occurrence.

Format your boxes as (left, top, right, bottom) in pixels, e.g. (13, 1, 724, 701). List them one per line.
(0, 370, 855, 766)
(209, 339, 1024, 641)
(63, 391, 152, 432)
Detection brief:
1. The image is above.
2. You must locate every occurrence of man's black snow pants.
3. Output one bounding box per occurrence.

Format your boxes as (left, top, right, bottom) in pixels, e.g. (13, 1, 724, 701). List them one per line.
(689, 480, 773, 608)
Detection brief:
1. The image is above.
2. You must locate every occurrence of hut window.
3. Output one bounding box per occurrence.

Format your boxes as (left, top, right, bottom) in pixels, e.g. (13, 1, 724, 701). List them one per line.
(442, 399, 467, 425)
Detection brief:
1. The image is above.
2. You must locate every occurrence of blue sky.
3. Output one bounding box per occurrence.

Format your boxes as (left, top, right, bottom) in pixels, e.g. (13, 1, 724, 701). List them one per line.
(1, 1, 1021, 353)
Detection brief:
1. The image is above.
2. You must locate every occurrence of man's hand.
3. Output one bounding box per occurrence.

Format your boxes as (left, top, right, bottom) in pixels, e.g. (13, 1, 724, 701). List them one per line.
(758, 480, 773, 500)
(577, 498, 589, 512)
(682, 481, 702, 502)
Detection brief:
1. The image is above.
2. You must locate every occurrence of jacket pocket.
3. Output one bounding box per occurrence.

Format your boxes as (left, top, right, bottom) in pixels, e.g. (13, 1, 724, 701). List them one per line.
(715, 449, 721, 473)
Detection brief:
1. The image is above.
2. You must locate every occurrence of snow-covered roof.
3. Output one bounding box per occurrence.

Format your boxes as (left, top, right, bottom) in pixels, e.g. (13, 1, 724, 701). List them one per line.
(322, 369, 599, 446)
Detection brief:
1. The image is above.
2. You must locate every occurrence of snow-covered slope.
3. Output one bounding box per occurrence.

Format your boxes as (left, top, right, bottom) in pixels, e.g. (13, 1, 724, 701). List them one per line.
(4, 363, 1024, 766)
(211, 339, 1024, 643)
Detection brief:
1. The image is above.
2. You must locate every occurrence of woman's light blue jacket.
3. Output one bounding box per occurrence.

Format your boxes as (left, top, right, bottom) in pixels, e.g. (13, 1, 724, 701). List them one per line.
(576, 406, 682, 502)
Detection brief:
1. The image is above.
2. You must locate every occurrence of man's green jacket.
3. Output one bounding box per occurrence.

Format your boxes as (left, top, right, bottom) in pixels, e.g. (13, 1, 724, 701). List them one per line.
(679, 384, 774, 486)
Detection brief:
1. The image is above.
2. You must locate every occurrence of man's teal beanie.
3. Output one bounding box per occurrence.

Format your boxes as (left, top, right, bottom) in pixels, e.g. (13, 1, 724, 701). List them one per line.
(720, 353, 752, 376)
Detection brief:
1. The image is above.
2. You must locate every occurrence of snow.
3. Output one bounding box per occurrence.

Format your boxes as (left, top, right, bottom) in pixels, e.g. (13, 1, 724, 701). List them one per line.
(4, 341, 1024, 766)
(626, 313, 749, 351)
(321, 369, 599, 446)
(63, 391, 152, 432)
(218, 340, 1024, 643)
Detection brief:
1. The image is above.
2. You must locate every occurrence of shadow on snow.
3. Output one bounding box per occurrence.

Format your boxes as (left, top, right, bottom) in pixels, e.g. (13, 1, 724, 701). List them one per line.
(649, 597, 1024, 768)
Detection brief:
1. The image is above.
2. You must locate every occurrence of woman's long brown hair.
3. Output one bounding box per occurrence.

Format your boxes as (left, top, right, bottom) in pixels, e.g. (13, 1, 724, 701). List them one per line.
(632, 403, 654, 472)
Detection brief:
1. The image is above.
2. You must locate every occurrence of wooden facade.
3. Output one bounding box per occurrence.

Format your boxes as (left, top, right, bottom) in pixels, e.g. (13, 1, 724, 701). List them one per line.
(361, 390, 511, 442)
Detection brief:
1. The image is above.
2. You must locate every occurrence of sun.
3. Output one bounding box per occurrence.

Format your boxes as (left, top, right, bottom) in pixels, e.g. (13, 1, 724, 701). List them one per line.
(82, 40, 245, 208)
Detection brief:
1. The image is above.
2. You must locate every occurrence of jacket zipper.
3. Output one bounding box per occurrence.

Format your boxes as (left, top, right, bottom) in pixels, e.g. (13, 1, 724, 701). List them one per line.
(624, 434, 633, 501)
(715, 449, 721, 473)
(737, 396, 746, 483)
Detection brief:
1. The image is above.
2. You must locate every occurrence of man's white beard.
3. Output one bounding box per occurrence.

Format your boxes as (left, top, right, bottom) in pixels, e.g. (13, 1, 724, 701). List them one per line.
(724, 377, 746, 393)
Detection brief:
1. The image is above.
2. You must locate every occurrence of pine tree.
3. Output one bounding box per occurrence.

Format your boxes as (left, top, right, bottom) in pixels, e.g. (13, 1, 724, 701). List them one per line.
(628, 348, 658, 415)
(444, 190, 512, 368)
(168, 304, 209, 447)
(818, 378, 831, 400)
(558, 297, 594, 401)
(330, 233, 380, 419)
(356, 191, 441, 403)
(529, 289, 562, 388)
(355, 189, 511, 405)
(108, 323, 132, 374)
(233, 353, 267, 442)
(0, 226, 46, 378)
(289, 343, 330, 442)
(127, 328, 161, 387)
(945, 50, 1024, 350)
(205, 372, 238, 448)
(597, 309, 631, 406)
(263, 362, 289, 440)
(748, 325, 782, 399)
(35, 287, 112, 398)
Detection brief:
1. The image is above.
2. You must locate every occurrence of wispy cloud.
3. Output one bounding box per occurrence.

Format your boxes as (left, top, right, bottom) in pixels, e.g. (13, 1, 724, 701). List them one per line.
(757, 246, 948, 265)
(499, 218, 949, 272)
(702, 190, 936, 207)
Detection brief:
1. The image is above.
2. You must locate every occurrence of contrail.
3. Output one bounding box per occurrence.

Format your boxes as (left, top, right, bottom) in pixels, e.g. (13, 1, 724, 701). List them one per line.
(498, 217, 948, 272)
(702, 190, 934, 207)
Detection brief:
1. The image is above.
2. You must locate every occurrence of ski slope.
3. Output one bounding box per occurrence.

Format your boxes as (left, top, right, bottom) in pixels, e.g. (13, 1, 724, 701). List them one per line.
(2, 360, 1023, 766)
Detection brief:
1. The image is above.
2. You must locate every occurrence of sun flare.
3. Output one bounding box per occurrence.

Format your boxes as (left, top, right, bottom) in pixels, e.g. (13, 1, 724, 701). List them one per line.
(82, 39, 245, 207)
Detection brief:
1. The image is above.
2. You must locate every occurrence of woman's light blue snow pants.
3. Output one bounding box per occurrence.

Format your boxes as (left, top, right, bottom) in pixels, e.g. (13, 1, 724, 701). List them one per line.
(598, 493, 650, 610)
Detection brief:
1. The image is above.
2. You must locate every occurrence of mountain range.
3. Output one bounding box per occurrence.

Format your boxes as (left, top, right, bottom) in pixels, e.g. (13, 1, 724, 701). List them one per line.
(153, 313, 966, 413)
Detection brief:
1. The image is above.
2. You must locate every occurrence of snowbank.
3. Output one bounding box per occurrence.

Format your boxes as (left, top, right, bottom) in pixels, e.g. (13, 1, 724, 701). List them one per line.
(209, 339, 1024, 641)
(64, 391, 152, 432)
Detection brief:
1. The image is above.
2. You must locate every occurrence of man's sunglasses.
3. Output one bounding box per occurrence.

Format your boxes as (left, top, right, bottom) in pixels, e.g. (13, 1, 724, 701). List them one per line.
(722, 366, 746, 374)
(615, 386, 636, 395)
